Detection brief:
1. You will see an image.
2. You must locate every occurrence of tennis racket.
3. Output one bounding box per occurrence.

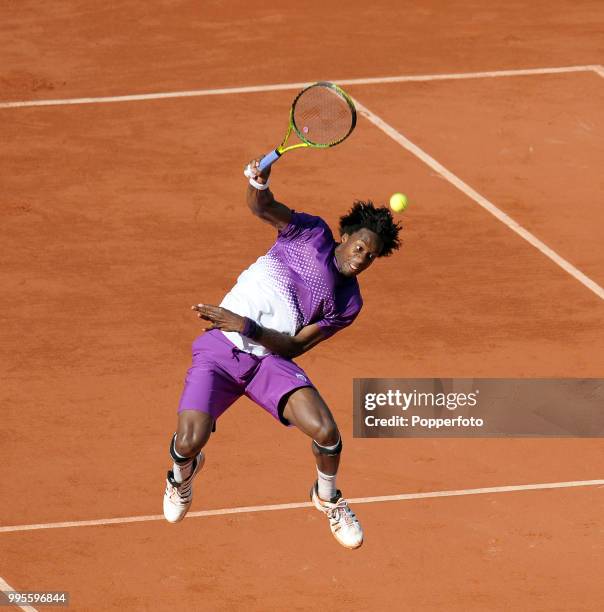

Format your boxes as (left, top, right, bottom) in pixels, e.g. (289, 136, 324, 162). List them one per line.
(257, 81, 357, 172)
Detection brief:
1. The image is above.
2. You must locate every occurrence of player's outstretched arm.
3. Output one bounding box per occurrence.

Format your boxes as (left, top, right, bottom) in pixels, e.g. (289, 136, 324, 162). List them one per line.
(250, 322, 327, 358)
(192, 304, 326, 359)
(245, 158, 292, 231)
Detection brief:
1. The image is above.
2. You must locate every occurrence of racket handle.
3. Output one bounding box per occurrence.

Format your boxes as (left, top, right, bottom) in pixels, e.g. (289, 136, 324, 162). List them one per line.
(258, 149, 281, 172)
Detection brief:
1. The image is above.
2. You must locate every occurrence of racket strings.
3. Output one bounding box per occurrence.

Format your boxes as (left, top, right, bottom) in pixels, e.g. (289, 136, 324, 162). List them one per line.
(293, 86, 354, 146)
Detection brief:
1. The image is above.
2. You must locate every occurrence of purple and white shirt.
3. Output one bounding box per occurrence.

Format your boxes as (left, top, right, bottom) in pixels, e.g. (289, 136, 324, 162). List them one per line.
(220, 212, 363, 356)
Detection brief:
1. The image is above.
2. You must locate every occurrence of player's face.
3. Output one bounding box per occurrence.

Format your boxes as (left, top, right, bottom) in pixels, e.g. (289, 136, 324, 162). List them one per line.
(335, 229, 383, 277)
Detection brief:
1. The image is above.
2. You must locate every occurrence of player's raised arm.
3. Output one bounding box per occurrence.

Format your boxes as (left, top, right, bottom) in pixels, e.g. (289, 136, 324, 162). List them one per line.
(244, 158, 292, 231)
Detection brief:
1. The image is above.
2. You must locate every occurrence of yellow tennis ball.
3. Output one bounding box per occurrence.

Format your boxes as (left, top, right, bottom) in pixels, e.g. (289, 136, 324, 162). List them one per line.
(389, 193, 408, 213)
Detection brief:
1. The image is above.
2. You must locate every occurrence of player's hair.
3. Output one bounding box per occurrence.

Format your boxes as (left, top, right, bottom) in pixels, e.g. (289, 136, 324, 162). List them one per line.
(338, 200, 401, 257)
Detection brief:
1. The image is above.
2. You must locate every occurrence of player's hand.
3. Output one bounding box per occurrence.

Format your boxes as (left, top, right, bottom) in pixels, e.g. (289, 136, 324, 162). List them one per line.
(244, 157, 270, 184)
(192, 304, 245, 333)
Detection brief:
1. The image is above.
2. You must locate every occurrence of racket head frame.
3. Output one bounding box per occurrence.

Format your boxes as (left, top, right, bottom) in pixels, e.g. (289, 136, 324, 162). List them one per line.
(289, 81, 357, 148)
(257, 81, 357, 171)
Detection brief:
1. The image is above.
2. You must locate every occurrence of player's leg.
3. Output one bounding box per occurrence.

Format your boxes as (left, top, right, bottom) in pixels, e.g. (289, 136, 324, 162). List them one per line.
(281, 387, 363, 549)
(281, 386, 341, 495)
(164, 410, 213, 523)
(164, 330, 244, 523)
(245, 356, 363, 549)
(169, 409, 213, 489)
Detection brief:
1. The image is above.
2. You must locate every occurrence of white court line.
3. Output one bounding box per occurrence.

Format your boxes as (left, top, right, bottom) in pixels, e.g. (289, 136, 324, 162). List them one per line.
(0, 577, 38, 612)
(354, 98, 604, 300)
(0, 65, 600, 109)
(593, 65, 604, 78)
(0, 480, 602, 535)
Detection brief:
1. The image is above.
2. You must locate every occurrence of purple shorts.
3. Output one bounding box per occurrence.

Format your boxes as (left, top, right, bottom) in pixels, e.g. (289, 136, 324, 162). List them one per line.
(177, 329, 315, 425)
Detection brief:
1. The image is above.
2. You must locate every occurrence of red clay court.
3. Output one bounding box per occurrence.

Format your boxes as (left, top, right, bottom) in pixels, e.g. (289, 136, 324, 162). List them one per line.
(1, 2, 603, 611)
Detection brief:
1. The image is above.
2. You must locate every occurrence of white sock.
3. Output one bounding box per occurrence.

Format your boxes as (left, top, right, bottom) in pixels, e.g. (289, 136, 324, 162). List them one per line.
(317, 468, 337, 501)
(173, 459, 194, 484)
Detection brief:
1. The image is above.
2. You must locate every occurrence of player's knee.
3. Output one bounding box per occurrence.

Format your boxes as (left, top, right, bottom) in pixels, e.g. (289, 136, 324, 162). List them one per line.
(313, 421, 340, 447)
(174, 432, 201, 457)
(175, 424, 210, 456)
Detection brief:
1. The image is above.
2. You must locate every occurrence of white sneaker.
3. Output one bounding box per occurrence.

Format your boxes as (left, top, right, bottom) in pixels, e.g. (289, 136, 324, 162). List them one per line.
(310, 482, 364, 549)
(163, 452, 205, 523)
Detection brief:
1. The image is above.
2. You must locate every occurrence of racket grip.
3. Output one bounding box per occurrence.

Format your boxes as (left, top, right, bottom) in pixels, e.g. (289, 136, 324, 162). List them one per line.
(258, 149, 281, 172)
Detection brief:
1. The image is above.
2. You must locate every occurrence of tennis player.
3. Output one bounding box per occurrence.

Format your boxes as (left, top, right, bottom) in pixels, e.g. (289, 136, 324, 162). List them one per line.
(163, 159, 401, 549)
